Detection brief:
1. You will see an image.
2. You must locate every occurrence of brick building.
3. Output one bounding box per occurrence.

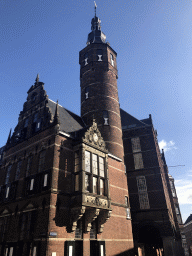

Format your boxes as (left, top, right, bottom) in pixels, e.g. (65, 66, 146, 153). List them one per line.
(0, 10, 184, 256)
(183, 214, 192, 255)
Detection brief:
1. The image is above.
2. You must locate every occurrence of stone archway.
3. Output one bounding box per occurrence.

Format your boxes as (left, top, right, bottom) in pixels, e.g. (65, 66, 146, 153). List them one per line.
(138, 225, 164, 256)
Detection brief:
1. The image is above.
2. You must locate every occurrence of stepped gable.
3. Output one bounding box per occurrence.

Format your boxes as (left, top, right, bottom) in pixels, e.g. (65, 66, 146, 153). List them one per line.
(47, 99, 85, 133)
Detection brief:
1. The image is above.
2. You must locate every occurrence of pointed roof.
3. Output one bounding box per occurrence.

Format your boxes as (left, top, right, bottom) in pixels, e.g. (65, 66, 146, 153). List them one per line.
(6, 128, 12, 145)
(185, 214, 192, 225)
(87, 4, 106, 44)
(120, 108, 150, 130)
(54, 100, 60, 125)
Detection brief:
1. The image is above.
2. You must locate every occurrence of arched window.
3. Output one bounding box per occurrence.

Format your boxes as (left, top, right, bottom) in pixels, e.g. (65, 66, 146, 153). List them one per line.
(5, 165, 12, 185)
(15, 160, 22, 181)
(32, 113, 41, 133)
(26, 155, 33, 177)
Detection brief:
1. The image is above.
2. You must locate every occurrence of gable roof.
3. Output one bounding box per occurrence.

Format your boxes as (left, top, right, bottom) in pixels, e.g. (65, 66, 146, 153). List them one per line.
(120, 108, 150, 130)
(48, 99, 85, 133)
(185, 214, 192, 225)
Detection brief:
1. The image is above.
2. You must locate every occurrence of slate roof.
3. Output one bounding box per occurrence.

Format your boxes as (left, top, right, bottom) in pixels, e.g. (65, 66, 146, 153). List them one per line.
(0, 146, 5, 165)
(120, 108, 150, 130)
(48, 99, 85, 133)
(185, 214, 192, 225)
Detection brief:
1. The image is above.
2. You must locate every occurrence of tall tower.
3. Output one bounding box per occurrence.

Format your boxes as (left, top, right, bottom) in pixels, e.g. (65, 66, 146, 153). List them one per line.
(79, 10, 124, 160)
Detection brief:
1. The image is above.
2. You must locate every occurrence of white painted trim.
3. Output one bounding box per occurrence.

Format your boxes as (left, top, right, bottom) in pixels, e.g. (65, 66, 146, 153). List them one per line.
(184, 220, 192, 227)
(59, 131, 72, 138)
(108, 153, 122, 162)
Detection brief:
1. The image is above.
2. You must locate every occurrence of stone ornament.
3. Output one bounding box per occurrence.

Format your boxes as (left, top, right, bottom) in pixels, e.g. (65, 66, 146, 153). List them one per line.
(82, 119, 107, 151)
(85, 195, 108, 208)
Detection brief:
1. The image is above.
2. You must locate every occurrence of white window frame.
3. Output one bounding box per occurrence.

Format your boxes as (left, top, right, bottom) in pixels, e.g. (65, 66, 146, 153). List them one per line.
(9, 247, 13, 256)
(43, 174, 48, 187)
(110, 53, 114, 66)
(32, 246, 37, 256)
(30, 179, 34, 191)
(6, 186, 10, 199)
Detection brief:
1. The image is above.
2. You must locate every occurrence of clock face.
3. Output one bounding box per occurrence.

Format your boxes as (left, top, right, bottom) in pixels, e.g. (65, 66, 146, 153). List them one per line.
(93, 133, 98, 142)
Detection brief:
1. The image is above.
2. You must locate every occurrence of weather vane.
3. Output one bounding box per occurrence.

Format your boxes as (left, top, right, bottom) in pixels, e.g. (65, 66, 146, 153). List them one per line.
(94, 1, 97, 17)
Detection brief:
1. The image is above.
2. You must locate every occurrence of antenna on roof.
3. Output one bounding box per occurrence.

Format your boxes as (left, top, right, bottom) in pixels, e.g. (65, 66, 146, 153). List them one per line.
(94, 1, 97, 17)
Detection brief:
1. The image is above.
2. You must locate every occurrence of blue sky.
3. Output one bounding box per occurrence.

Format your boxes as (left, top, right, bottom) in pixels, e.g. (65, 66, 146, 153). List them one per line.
(0, 0, 192, 222)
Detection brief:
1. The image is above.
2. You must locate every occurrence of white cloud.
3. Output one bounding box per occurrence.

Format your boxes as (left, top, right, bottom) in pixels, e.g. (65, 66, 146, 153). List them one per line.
(175, 178, 192, 205)
(159, 139, 177, 152)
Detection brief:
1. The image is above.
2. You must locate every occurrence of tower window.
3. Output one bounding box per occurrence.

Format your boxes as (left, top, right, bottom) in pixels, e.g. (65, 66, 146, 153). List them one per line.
(110, 53, 114, 66)
(84, 53, 88, 66)
(103, 110, 109, 125)
(97, 49, 103, 61)
(85, 87, 89, 99)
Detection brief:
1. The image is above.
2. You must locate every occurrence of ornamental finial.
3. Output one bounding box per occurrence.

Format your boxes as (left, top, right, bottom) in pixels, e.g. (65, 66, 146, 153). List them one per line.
(35, 73, 39, 85)
(94, 1, 97, 17)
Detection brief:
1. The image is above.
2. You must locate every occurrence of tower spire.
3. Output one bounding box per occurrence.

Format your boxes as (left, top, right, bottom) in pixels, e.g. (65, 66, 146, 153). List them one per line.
(6, 128, 12, 145)
(54, 100, 60, 125)
(35, 73, 39, 86)
(87, 4, 106, 44)
(94, 1, 97, 17)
